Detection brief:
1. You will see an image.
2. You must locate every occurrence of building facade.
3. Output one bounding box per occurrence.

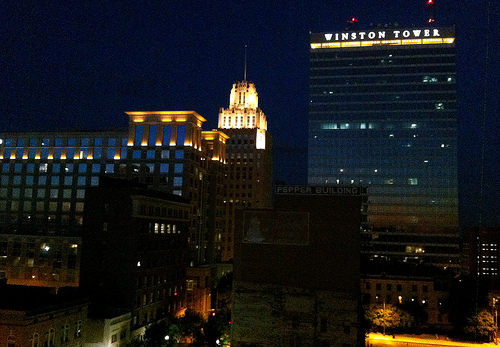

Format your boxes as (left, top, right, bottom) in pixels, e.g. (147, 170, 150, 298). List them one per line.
(0, 111, 228, 289)
(464, 227, 500, 278)
(0, 285, 87, 347)
(308, 27, 459, 269)
(218, 80, 273, 262)
(79, 178, 191, 335)
(232, 187, 363, 347)
(0, 235, 80, 289)
(361, 274, 450, 329)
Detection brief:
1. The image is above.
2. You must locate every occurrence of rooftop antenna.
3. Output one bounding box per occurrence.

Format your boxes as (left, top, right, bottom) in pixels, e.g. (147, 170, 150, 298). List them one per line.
(427, 0, 436, 24)
(244, 45, 248, 81)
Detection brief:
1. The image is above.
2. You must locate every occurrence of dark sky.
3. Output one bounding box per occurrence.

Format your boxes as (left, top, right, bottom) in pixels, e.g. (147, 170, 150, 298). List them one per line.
(1, 1, 499, 226)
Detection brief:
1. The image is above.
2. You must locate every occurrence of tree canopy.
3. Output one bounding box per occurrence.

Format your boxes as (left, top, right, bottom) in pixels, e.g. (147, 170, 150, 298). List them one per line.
(464, 309, 496, 341)
(365, 303, 413, 333)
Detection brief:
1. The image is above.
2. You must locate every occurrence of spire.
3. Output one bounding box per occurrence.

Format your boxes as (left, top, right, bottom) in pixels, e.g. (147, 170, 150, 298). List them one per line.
(244, 45, 248, 81)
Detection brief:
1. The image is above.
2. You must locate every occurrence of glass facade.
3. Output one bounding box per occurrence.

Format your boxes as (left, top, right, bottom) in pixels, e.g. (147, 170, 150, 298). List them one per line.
(308, 28, 458, 236)
(0, 132, 128, 235)
(0, 122, 196, 237)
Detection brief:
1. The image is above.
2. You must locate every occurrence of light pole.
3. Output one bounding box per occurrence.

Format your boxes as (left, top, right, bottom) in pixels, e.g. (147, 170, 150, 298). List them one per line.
(493, 297, 498, 344)
(383, 301, 386, 335)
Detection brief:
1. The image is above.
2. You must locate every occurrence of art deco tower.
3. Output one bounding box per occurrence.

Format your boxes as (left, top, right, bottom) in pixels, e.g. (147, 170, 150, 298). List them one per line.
(217, 80, 273, 262)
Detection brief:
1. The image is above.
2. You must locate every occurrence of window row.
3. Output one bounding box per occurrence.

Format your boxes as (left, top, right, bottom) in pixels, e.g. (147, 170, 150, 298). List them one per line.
(2, 136, 126, 147)
(134, 124, 187, 146)
(27, 321, 83, 347)
(2, 175, 98, 187)
(139, 205, 188, 219)
(0, 147, 186, 161)
(310, 101, 455, 112)
(0, 199, 85, 213)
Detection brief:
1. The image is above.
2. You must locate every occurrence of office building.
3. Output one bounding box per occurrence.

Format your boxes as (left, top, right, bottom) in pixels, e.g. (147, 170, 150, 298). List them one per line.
(79, 177, 190, 336)
(464, 227, 500, 278)
(0, 234, 81, 289)
(308, 27, 459, 269)
(218, 80, 273, 261)
(361, 266, 451, 329)
(232, 186, 363, 346)
(0, 285, 88, 347)
(0, 111, 228, 289)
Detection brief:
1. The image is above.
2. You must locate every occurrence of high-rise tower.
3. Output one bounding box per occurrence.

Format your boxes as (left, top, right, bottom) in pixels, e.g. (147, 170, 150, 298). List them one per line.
(308, 27, 460, 269)
(218, 80, 273, 262)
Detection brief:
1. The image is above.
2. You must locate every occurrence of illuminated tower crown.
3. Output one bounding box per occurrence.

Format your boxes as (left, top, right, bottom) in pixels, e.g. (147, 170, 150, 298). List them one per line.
(218, 81, 267, 131)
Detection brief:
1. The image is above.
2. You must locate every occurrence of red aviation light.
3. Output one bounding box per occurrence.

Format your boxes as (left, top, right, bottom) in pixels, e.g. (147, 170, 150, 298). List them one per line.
(428, 0, 434, 4)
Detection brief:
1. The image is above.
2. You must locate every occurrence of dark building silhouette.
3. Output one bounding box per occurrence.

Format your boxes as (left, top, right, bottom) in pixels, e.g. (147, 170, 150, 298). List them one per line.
(232, 186, 363, 346)
(79, 177, 191, 337)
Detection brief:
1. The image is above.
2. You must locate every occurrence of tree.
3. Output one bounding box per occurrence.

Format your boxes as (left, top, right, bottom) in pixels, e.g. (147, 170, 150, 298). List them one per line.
(441, 276, 490, 334)
(365, 303, 413, 334)
(400, 300, 428, 329)
(203, 311, 232, 346)
(178, 309, 205, 344)
(464, 309, 496, 341)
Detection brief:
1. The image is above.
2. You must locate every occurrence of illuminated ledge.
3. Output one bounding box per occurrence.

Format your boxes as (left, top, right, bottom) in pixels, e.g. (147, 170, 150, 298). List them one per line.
(125, 111, 207, 125)
(311, 37, 454, 49)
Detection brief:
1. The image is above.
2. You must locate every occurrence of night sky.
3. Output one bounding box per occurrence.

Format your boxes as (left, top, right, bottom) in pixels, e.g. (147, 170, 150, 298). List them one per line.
(1, 1, 499, 227)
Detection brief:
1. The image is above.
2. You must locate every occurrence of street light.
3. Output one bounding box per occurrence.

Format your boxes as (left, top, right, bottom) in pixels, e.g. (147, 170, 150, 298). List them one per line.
(493, 298, 498, 344)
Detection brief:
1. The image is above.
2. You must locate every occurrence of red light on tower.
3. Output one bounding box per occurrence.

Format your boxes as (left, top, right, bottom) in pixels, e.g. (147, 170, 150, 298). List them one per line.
(427, 0, 436, 24)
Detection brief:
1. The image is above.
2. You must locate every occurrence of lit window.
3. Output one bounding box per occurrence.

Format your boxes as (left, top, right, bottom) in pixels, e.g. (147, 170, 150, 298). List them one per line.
(174, 164, 183, 173)
(134, 126, 143, 146)
(174, 177, 183, 186)
(423, 76, 438, 83)
(408, 178, 418, 185)
(177, 125, 186, 145)
(75, 321, 82, 337)
(107, 148, 115, 159)
(163, 125, 172, 145)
